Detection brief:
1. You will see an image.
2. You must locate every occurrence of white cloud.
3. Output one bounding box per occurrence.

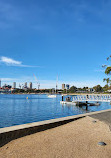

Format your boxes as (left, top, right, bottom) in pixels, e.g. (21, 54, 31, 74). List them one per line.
(1, 56, 21, 65)
(0, 56, 40, 67)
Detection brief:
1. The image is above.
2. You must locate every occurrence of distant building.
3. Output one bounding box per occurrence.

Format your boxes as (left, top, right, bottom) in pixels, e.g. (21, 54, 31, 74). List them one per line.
(29, 82, 32, 89)
(0, 79, 1, 88)
(87, 88, 94, 92)
(62, 84, 65, 90)
(2, 84, 12, 89)
(107, 89, 111, 93)
(66, 84, 70, 90)
(24, 82, 27, 88)
(52, 88, 55, 93)
(13, 82, 16, 89)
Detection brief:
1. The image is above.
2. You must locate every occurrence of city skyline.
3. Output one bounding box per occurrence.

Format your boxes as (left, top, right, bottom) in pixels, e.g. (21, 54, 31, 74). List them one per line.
(0, 78, 106, 89)
(0, 80, 71, 90)
(0, 0, 111, 88)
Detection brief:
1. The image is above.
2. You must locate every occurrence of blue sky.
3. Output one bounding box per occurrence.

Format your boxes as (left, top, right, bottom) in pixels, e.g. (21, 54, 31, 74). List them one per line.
(0, 0, 111, 88)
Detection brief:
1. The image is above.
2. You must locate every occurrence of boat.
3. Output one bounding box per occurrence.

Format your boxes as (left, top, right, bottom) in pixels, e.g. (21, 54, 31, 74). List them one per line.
(0, 92, 4, 94)
(47, 94, 56, 98)
(47, 75, 58, 98)
(60, 101, 76, 105)
(94, 102, 100, 106)
(89, 102, 100, 106)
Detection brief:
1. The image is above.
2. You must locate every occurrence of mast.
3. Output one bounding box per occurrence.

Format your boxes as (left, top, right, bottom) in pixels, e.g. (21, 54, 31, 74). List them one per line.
(56, 74, 58, 94)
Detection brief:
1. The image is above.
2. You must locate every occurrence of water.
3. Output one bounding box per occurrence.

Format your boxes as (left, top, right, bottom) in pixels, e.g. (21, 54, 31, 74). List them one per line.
(0, 94, 111, 128)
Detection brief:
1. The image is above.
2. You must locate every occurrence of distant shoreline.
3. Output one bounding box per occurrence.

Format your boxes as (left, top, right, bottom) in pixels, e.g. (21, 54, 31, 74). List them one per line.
(0, 92, 111, 95)
(0, 93, 49, 95)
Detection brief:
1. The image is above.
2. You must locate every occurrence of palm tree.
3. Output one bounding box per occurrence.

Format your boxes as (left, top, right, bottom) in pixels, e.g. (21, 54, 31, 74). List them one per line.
(103, 78, 110, 87)
(103, 56, 111, 74)
(105, 67, 111, 75)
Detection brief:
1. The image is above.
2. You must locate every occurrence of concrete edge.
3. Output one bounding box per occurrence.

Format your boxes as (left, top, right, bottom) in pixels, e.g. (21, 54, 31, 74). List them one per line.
(0, 109, 111, 147)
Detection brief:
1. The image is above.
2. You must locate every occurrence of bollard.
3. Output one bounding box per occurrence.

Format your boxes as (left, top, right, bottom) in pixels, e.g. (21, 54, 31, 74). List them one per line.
(62, 95, 63, 101)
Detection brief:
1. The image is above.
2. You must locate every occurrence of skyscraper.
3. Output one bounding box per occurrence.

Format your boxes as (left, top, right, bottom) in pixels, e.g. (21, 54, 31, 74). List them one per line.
(66, 84, 70, 90)
(62, 84, 65, 90)
(25, 82, 27, 88)
(29, 82, 32, 89)
(13, 82, 16, 89)
(0, 79, 1, 88)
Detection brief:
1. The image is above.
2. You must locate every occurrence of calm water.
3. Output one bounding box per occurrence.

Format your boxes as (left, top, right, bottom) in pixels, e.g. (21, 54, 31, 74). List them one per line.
(0, 94, 111, 128)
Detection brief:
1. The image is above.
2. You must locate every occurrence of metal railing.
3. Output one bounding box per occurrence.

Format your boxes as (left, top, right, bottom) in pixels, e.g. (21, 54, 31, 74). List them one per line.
(72, 94, 111, 102)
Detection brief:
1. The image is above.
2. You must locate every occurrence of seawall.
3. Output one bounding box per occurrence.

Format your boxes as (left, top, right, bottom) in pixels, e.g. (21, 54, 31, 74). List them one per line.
(0, 109, 111, 147)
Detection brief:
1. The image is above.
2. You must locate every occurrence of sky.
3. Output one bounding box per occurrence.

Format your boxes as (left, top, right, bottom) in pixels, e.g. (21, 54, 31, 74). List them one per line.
(0, 0, 111, 88)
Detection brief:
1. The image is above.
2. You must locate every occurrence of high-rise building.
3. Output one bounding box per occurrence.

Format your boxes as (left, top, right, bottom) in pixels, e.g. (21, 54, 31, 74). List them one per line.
(66, 84, 70, 90)
(13, 82, 16, 89)
(0, 79, 1, 88)
(24, 82, 27, 88)
(62, 84, 65, 90)
(29, 82, 32, 89)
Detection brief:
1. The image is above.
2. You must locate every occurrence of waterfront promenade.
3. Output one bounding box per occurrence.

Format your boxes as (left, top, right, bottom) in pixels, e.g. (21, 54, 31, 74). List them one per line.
(0, 109, 111, 158)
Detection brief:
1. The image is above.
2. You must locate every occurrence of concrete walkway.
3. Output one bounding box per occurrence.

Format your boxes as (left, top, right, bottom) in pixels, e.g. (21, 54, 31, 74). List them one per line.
(0, 113, 111, 158)
(90, 111, 111, 127)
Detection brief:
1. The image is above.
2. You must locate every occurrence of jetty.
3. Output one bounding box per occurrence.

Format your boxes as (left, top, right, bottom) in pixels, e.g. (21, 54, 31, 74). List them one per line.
(60, 94, 111, 106)
(72, 94, 111, 102)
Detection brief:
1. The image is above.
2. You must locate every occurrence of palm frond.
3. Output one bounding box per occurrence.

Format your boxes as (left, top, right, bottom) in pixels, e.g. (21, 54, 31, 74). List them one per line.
(105, 67, 111, 75)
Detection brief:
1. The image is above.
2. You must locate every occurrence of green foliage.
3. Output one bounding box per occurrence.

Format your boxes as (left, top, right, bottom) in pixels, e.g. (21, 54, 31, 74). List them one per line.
(103, 84, 109, 91)
(83, 87, 88, 90)
(62, 89, 67, 94)
(14, 88, 51, 94)
(105, 67, 111, 75)
(14, 89, 25, 93)
(69, 86, 77, 93)
(103, 56, 111, 91)
(103, 56, 111, 75)
(77, 87, 88, 91)
(103, 78, 110, 86)
(93, 85, 103, 92)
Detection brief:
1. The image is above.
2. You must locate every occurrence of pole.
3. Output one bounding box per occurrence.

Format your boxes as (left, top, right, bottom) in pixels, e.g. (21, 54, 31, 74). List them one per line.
(62, 95, 63, 101)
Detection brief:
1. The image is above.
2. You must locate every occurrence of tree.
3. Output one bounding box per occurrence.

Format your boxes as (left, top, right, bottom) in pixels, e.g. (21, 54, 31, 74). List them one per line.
(103, 78, 110, 87)
(83, 87, 88, 91)
(62, 89, 67, 94)
(93, 85, 103, 92)
(102, 56, 111, 75)
(102, 56, 111, 90)
(105, 67, 111, 75)
(69, 86, 77, 93)
(103, 84, 109, 92)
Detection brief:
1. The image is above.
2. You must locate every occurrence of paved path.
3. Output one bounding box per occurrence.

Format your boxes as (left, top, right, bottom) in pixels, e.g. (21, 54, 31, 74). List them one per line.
(1, 110, 111, 158)
(90, 110, 111, 129)
(1, 115, 111, 158)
